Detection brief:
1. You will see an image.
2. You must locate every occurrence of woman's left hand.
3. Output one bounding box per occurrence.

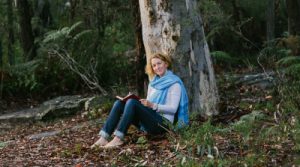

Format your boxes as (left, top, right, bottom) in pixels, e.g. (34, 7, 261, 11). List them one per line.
(139, 99, 154, 108)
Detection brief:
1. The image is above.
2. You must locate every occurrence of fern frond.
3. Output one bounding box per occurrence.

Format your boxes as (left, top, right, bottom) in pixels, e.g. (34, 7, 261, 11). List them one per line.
(73, 30, 93, 41)
(9, 60, 41, 73)
(286, 63, 300, 74)
(43, 22, 84, 43)
(211, 51, 234, 63)
(68, 21, 83, 35)
(43, 28, 68, 43)
(277, 56, 300, 66)
(43, 30, 61, 43)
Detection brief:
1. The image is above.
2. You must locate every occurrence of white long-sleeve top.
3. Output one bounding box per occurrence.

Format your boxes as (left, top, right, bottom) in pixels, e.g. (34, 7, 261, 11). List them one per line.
(146, 83, 181, 123)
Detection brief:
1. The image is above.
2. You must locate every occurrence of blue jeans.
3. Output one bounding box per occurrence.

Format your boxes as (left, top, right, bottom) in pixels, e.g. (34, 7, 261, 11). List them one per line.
(99, 99, 167, 140)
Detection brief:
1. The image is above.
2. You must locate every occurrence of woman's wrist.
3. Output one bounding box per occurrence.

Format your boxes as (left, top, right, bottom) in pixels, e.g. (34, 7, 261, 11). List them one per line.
(152, 103, 158, 110)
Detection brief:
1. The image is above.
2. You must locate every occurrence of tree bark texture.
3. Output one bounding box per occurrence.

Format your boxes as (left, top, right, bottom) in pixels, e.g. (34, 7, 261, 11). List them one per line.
(286, 0, 300, 35)
(7, 0, 15, 65)
(0, 39, 3, 67)
(17, 0, 36, 60)
(132, 0, 147, 96)
(69, 0, 78, 23)
(266, 0, 275, 43)
(139, 0, 219, 116)
(35, 0, 52, 27)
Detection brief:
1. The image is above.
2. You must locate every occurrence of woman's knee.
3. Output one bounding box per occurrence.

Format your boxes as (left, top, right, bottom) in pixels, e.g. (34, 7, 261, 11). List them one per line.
(113, 100, 123, 107)
(125, 99, 139, 107)
(110, 100, 125, 113)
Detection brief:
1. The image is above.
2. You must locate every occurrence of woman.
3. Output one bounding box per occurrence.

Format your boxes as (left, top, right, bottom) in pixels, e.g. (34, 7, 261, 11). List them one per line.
(91, 53, 189, 148)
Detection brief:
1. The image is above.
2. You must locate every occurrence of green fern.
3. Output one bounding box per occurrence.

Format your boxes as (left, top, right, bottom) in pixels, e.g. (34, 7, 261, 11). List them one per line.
(277, 56, 300, 79)
(9, 59, 40, 73)
(211, 51, 236, 65)
(8, 60, 41, 91)
(68, 21, 83, 34)
(277, 56, 300, 66)
(42, 21, 84, 43)
(286, 63, 300, 76)
(73, 30, 92, 41)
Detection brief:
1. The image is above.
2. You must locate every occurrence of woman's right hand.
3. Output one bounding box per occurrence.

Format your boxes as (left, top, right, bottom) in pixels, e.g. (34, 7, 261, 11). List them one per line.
(139, 99, 154, 109)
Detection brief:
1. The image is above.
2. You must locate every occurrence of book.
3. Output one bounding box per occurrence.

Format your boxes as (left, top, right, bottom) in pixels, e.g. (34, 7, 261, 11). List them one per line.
(116, 93, 141, 102)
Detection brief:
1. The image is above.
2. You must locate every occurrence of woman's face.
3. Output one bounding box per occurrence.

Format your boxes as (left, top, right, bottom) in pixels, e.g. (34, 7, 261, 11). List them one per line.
(151, 57, 168, 77)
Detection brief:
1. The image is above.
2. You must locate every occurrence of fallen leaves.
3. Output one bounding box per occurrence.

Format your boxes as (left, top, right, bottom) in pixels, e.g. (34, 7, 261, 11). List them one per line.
(0, 114, 178, 166)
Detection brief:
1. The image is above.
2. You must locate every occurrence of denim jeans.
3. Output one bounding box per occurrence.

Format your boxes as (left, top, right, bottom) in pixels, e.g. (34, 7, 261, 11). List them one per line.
(99, 99, 167, 140)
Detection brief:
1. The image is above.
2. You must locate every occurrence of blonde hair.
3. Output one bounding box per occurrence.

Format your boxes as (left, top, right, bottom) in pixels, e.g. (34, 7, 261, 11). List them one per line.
(145, 53, 172, 79)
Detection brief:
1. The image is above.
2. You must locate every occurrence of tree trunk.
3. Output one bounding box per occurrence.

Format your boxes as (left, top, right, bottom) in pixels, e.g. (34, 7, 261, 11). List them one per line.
(69, 0, 78, 23)
(17, 0, 36, 60)
(139, 0, 219, 117)
(93, 1, 105, 53)
(7, 0, 15, 65)
(132, 0, 147, 96)
(286, 0, 300, 35)
(231, 0, 241, 23)
(35, 0, 52, 27)
(0, 39, 3, 67)
(266, 0, 275, 43)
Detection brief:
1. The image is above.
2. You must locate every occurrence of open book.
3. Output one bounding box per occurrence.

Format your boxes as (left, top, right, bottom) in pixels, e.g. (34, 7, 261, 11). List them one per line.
(116, 93, 140, 102)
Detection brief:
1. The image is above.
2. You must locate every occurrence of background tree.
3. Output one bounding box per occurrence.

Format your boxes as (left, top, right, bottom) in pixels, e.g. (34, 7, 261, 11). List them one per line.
(132, 0, 146, 96)
(266, 0, 275, 44)
(286, 0, 300, 35)
(7, 0, 15, 65)
(0, 39, 2, 67)
(17, 0, 36, 60)
(139, 0, 219, 116)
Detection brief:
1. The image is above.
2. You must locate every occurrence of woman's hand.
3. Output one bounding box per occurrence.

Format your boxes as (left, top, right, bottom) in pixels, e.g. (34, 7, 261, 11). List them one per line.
(139, 99, 154, 108)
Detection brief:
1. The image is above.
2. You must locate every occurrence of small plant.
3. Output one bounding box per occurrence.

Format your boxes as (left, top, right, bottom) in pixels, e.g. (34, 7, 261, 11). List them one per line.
(74, 143, 83, 155)
(3, 60, 41, 95)
(231, 111, 264, 142)
(60, 149, 72, 158)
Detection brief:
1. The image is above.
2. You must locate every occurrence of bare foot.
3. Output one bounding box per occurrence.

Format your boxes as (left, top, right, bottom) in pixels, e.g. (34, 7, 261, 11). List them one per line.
(103, 136, 123, 148)
(91, 137, 108, 149)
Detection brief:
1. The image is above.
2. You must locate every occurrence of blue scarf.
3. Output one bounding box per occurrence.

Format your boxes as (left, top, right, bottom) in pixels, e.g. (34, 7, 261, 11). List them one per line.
(149, 70, 189, 127)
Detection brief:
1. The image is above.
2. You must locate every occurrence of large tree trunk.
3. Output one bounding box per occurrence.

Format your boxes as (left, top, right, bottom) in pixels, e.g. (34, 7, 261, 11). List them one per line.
(286, 0, 300, 35)
(139, 0, 219, 117)
(266, 0, 275, 43)
(132, 0, 147, 96)
(231, 0, 241, 23)
(35, 0, 53, 27)
(69, 0, 78, 23)
(0, 39, 3, 67)
(17, 0, 36, 60)
(7, 0, 15, 65)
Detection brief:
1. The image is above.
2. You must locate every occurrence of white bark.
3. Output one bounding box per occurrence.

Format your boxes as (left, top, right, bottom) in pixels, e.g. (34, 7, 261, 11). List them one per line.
(139, 0, 219, 117)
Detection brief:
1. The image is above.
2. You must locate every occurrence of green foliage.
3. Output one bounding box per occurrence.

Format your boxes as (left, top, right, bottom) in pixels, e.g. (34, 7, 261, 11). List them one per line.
(199, 0, 231, 41)
(277, 56, 300, 79)
(293, 118, 300, 152)
(210, 51, 238, 68)
(277, 56, 300, 66)
(231, 111, 264, 142)
(180, 120, 215, 147)
(238, 0, 268, 21)
(0, 141, 7, 149)
(74, 143, 83, 155)
(257, 40, 291, 68)
(177, 118, 223, 161)
(43, 21, 88, 43)
(86, 100, 113, 120)
(3, 60, 40, 95)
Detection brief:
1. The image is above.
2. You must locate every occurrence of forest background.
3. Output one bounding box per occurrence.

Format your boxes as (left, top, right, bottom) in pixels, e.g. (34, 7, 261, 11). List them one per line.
(0, 0, 299, 166)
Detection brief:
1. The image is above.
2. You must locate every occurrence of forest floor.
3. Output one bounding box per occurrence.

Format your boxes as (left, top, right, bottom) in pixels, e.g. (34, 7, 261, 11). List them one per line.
(0, 71, 299, 166)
